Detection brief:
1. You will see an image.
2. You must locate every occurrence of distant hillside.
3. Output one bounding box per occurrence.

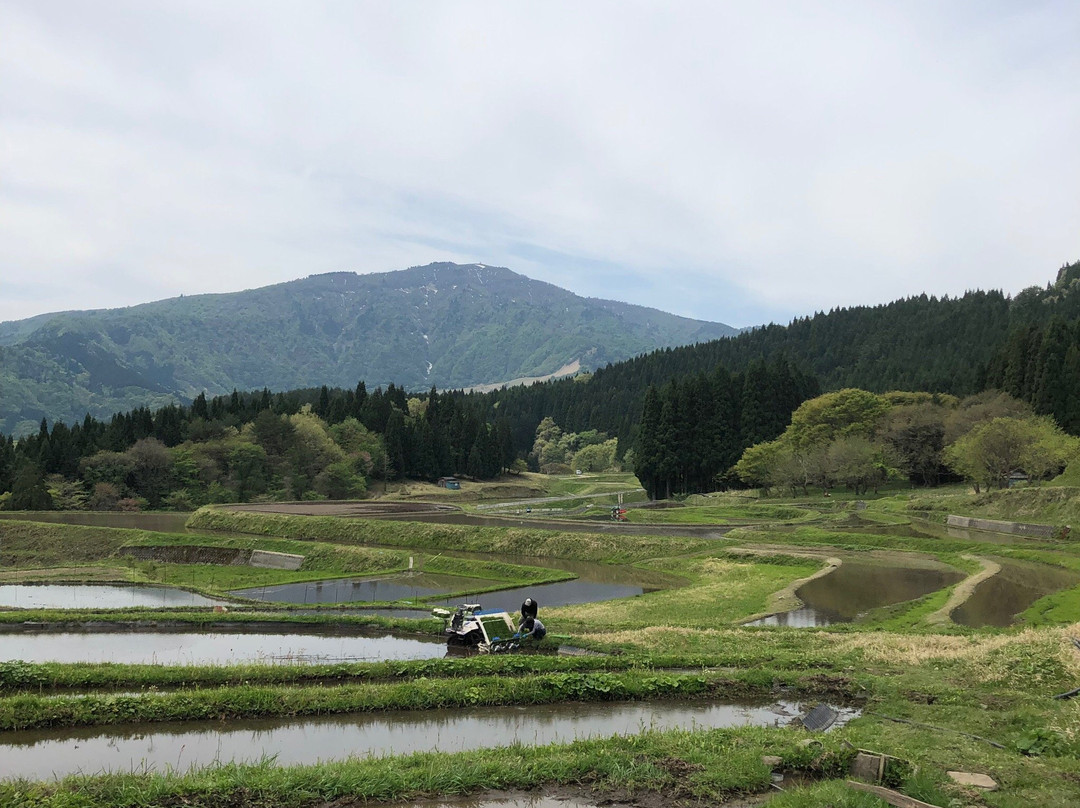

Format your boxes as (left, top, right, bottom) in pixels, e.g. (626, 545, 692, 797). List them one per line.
(0, 263, 737, 435)
(482, 261, 1080, 450)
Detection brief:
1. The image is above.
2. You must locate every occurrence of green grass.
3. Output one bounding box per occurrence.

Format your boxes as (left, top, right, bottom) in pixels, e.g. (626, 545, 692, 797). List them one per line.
(554, 552, 820, 630)
(11, 485, 1080, 806)
(187, 507, 715, 563)
(0, 668, 855, 731)
(623, 503, 817, 524)
(533, 472, 643, 497)
(1019, 582, 1080, 626)
(866, 485, 1080, 526)
(0, 520, 574, 603)
(0, 653, 716, 695)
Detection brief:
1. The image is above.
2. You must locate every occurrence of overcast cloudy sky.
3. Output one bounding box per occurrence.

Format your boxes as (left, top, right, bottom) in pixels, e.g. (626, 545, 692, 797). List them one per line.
(2, 1, 1078, 328)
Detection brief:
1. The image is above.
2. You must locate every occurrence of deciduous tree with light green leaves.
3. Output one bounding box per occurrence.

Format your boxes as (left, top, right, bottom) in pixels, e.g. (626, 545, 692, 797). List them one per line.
(944, 415, 1077, 493)
(734, 389, 894, 495)
(785, 388, 891, 450)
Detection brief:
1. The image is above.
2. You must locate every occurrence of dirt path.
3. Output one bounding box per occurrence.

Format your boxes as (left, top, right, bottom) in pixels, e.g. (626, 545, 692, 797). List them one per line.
(926, 555, 1001, 626)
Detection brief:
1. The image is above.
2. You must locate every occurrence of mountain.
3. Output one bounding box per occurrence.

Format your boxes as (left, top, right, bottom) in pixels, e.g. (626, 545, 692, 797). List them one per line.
(481, 261, 1080, 450)
(0, 263, 738, 435)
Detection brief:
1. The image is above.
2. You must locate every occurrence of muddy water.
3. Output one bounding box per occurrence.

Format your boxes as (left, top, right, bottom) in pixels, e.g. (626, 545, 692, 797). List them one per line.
(0, 699, 855, 781)
(0, 627, 446, 665)
(0, 583, 229, 609)
(230, 572, 487, 604)
(747, 562, 964, 627)
(233, 576, 649, 610)
(426, 580, 647, 612)
(951, 559, 1080, 627)
(232, 550, 675, 609)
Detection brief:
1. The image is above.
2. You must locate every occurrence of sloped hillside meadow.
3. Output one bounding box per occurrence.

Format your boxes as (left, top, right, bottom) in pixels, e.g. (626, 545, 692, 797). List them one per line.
(2, 484, 1080, 806)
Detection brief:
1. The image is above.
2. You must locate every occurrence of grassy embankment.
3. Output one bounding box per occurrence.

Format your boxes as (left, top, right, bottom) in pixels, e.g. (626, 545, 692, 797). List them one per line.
(0, 520, 573, 603)
(376, 471, 645, 511)
(8, 489, 1080, 805)
(0, 653, 727, 695)
(185, 506, 716, 564)
(621, 502, 819, 524)
(0, 667, 850, 732)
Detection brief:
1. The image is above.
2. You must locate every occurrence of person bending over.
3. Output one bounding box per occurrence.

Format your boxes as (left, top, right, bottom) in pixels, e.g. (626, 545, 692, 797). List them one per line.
(519, 616, 547, 641)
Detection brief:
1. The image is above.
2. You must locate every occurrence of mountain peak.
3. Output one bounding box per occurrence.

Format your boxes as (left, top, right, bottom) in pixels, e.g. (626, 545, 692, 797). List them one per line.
(0, 262, 737, 434)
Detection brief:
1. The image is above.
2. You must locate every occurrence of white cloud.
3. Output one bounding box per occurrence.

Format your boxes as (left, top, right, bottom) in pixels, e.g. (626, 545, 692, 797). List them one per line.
(1, 1, 1077, 327)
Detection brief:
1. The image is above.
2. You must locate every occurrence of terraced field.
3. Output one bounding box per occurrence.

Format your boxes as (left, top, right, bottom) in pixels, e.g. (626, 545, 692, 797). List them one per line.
(3, 485, 1080, 806)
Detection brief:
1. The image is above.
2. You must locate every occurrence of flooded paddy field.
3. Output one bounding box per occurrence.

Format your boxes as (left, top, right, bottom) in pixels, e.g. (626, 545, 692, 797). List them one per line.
(425, 579, 648, 612)
(0, 698, 856, 781)
(0, 583, 229, 610)
(236, 575, 651, 611)
(951, 558, 1080, 627)
(746, 560, 964, 627)
(0, 625, 446, 665)
(231, 549, 676, 609)
(229, 571, 489, 604)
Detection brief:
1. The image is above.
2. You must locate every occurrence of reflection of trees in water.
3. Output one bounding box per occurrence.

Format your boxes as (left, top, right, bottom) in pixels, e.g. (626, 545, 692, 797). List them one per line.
(747, 607, 839, 627)
(7, 631, 443, 665)
(952, 561, 1079, 628)
(0, 583, 222, 609)
(233, 573, 475, 604)
(796, 564, 964, 620)
(5, 701, 819, 778)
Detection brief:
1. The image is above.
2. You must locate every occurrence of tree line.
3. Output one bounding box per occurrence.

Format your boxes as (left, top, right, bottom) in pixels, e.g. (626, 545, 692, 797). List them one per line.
(5, 260, 1080, 509)
(0, 382, 517, 511)
(632, 358, 819, 498)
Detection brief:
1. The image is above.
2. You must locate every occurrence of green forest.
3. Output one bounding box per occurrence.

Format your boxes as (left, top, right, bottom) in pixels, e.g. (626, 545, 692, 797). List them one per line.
(3, 261, 1080, 510)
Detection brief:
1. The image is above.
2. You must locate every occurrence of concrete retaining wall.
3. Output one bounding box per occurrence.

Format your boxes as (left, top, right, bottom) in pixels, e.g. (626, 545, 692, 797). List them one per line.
(249, 550, 304, 570)
(120, 545, 304, 570)
(947, 514, 1059, 539)
(120, 545, 251, 565)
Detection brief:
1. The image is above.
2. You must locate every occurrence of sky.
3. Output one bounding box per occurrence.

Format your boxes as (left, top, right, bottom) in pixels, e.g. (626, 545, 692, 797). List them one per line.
(2, 2, 1079, 329)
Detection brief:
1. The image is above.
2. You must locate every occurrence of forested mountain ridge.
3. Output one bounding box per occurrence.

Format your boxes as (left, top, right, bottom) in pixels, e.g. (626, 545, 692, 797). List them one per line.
(481, 261, 1080, 452)
(0, 263, 737, 436)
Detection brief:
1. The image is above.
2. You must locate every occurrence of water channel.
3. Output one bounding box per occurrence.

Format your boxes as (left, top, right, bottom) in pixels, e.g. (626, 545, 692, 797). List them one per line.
(0, 698, 857, 781)
(0, 626, 446, 665)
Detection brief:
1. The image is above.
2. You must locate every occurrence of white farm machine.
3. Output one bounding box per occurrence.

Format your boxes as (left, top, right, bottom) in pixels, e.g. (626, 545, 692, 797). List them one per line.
(433, 603, 534, 653)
